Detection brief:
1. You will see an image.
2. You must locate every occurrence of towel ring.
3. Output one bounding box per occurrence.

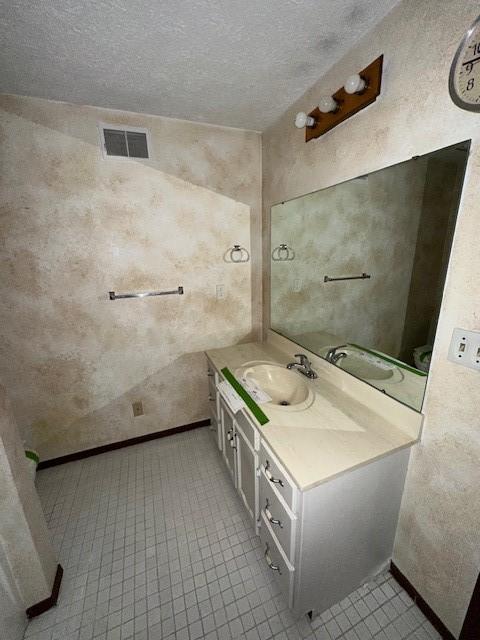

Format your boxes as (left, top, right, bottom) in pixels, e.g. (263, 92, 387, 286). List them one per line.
(225, 244, 250, 263)
(272, 244, 295, 261)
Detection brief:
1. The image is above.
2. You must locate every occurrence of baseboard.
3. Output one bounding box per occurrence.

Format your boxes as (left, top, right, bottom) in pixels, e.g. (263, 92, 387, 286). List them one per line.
(26, 564, 63, 618)
(460, 571, 480, 640)
(37, 419, 210, 469)
(390, 562, 456, 640)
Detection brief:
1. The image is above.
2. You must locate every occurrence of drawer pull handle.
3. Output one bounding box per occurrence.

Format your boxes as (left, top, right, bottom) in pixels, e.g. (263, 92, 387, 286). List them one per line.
(227, 430, 237, 450)
(265, 500, 283, 528)
(207, 372, 215, 377)
(208, 396, 216, 402)
(265, 460, 284, 487)
(264, 543, 281, 574)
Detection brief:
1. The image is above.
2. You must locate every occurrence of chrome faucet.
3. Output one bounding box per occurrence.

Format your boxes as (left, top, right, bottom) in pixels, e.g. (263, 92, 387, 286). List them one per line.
(325, 345, 348, 364)
(286, 354, 318, 379)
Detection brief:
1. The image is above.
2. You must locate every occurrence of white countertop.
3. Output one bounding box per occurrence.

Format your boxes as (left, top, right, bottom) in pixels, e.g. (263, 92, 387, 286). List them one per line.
(206, 339, 421, 491)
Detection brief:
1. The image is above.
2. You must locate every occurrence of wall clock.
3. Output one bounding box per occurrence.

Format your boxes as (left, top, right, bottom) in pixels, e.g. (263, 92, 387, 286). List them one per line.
(449, 15, 480, 111)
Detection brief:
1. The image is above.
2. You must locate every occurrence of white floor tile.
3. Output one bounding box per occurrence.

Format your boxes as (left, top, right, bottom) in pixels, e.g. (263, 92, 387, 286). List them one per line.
(25, 428, 438, 640)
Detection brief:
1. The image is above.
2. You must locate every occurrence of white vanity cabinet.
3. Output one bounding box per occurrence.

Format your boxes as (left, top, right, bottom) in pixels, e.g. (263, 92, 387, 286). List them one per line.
(205, 356, 411, 620)
(258, 440, 410, 618)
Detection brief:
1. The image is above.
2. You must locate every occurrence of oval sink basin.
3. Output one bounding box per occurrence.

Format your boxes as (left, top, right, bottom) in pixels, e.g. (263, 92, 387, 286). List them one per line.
(235, 361, 314, 411)
(338, 355, 393, 380)
(320, 347, 403, 383)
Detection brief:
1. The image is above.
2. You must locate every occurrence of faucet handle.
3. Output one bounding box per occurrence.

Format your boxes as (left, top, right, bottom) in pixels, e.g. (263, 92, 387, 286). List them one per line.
(294, 353, 309, 365)
(326, 344, 348, 363)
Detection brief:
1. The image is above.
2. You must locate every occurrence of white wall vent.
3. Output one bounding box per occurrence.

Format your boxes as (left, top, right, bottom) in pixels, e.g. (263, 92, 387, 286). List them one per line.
(99, 124, 151, 159)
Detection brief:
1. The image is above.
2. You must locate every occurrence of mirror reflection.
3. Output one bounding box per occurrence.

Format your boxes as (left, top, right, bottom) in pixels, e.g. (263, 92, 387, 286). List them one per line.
(270, 141, 470, 411)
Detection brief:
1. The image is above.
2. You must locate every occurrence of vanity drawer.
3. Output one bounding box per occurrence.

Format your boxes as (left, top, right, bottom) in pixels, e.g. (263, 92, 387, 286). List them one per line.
(260, 441, 296, 510)
(235, 410, 258, 450)
(259, 511, 294, 607)
(259, 469, 296, 563)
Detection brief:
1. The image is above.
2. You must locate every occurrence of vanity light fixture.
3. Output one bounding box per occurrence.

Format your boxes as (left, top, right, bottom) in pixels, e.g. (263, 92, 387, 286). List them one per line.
(295, 111, 316, 129)
(318, 95, 338, 113)
(296, 55, 383, 142)
(344, 73, 366, 94)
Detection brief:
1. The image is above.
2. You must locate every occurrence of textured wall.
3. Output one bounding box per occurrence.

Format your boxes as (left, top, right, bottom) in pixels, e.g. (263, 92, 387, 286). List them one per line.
(0, 385, 58, 611)
(262, 1, 480, 636)
(0, 546, 26, 640)
(0, 94, 262, 460)
(270, 158, 427, 356)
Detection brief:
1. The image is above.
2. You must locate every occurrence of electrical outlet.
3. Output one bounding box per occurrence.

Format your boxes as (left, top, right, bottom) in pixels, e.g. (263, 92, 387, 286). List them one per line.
(216, 284, 225, 300)
(132, 401, 144, 417)
(448, 328, 480, 371)
(293, 278, 302, 293)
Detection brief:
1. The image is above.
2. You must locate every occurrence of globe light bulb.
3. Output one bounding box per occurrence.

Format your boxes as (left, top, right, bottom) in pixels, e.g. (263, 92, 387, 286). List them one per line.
(344, 73, 366, 94)
(295, 112, 315, 129)
(318, 96, 338, 113)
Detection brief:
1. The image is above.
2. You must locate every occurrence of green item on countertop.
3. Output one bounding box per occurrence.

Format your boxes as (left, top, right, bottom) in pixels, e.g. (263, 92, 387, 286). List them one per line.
(221, 367, 270, 425)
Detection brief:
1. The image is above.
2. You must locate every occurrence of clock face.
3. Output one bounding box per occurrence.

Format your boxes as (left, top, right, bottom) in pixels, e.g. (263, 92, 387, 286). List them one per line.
(449, 15, 480, 112)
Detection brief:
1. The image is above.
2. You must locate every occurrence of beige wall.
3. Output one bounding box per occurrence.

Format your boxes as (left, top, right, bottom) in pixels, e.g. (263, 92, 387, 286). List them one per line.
(0, 94, 262, 460)
(0, 545, 26, 640)
(0, 385, 58, 615)
(262, 1, 480, 637)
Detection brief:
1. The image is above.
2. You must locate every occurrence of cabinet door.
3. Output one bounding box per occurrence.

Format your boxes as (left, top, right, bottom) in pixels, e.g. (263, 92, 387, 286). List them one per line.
(235, 426, 258, 524)
(220, 399, 236, 485)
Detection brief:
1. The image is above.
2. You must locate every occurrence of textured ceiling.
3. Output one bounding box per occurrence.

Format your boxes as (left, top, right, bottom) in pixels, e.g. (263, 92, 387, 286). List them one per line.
(0, 1, 401, 131)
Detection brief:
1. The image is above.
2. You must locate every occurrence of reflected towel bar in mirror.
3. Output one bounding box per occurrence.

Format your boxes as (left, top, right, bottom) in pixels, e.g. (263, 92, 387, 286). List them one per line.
(324, 273, 371, 283)
(109, 286, 184, 300)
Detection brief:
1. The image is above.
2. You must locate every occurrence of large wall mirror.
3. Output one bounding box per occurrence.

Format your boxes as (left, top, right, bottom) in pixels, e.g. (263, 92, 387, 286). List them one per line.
(270, 140, 470, 411)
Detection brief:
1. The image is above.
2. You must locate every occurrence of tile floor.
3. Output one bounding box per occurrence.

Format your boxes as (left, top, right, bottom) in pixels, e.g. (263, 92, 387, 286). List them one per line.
(25, 426, 441, 640)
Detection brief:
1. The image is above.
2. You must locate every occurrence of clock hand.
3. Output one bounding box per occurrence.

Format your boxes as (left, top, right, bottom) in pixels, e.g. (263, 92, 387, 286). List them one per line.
(462, 55, 480, 66)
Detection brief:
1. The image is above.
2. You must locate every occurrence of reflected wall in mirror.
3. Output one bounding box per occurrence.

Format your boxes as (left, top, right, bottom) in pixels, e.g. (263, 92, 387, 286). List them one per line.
(270, 141, 470, 411)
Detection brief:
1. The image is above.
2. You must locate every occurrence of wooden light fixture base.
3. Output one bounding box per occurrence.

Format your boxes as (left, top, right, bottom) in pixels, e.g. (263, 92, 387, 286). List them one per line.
(305, 55, 383, 142)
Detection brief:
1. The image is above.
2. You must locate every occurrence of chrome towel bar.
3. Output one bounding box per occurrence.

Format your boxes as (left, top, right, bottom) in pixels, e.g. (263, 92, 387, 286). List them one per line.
(324, 273, 371, 283)
(109, 286, 184, 300)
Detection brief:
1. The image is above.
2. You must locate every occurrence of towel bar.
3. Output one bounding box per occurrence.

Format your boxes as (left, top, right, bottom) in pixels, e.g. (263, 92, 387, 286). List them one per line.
(109, 286, 184, 300)
(324, 273, 371, 283)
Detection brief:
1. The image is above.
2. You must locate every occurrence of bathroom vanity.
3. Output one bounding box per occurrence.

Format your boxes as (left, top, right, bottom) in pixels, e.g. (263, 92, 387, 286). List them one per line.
(205, 331, 423, 618)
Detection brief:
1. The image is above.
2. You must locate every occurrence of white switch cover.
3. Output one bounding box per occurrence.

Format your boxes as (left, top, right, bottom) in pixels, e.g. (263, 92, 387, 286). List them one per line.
(216, 284, 225, 300)
(293, 278, 302, 293)
(448, 328, 480, 371)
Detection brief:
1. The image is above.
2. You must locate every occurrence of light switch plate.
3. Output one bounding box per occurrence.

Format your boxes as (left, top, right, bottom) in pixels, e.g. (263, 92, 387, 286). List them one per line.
(448, 328, 480, 371)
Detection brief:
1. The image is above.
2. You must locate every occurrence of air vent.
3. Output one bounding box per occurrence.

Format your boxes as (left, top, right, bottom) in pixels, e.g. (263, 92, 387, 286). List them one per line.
(99, 125, 150, 159)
